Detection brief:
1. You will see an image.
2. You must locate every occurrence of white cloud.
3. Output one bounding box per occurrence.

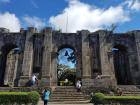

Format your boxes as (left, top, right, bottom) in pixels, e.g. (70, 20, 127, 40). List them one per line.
(49, 0, 131, 33)
(0, 12, 21, 32)
(0, 0, 10, 3)
(23, 16, 46, 30)
(126, 0, 140, 11)
(131, 0, 140, 11)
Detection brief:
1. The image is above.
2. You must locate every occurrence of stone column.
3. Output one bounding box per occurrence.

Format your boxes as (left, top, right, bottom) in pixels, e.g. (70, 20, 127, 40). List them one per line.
(76, 51, 82, 78)
(4, 50, 19, 86)
(81, 30, 92, 86)
(98, 31, 117, 87)
(19, 27, 36, 86)
(12, 54, 19, 86)
(41, 27, 52, 87)
(4, 51, 13, 85)
(134, 31, 140, 84)
(99, 31, 110, 75)
(107, 49, 117, 86)
(50, 51, 58, 87)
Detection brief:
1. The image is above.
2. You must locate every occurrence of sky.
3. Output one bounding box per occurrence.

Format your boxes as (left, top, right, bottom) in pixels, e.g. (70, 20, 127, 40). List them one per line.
(58, 48, 76, 68)
(0, 0, 140, 32)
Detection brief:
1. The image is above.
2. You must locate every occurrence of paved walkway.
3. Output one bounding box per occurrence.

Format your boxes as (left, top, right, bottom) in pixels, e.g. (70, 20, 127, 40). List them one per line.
(38, 100, 93, 105)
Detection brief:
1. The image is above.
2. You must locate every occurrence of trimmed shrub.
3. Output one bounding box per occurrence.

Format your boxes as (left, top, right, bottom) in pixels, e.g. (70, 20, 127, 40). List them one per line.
(28, 91, 40, 104)
(105, 95, 140, 104)
(0, 91, 40, 105)
(91, 92, 105, 104)
(91, 92, 140, 105)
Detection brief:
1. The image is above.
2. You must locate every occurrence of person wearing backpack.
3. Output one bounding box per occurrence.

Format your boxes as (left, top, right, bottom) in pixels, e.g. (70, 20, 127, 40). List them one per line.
(43, 89, 51, 105)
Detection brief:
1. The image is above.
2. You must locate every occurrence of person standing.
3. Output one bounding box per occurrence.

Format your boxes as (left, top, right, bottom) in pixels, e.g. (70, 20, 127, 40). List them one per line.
(64, 78, 68, 86)
(76, 80, 82, 92)
(43, 89, 51, 105)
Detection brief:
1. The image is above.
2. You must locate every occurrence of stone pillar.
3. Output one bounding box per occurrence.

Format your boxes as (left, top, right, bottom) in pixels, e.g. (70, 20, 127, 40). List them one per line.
(98, 31, 117, 87)
(134, 31, 140, 84)
(4, 50, 19, 86)
(41, 27, 52, 87)
(76, 52, 82, 79)
(13, 54, 19, 86)
(81, 30, 92, 86)
(107, 49, 117, 86)
(99, 31, 110, 75)
(50, 51, 58, 87)
(19, 27, 36, 86)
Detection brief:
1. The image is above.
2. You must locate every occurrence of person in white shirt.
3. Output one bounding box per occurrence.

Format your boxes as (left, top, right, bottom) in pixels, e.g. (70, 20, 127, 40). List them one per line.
(76, 80, 82, 92)
(64, 78, 68, 86)
(31, 74, 38, 85)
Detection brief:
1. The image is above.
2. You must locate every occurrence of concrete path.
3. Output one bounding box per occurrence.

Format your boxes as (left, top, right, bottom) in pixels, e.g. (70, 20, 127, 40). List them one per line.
(38, 100, 93, 105)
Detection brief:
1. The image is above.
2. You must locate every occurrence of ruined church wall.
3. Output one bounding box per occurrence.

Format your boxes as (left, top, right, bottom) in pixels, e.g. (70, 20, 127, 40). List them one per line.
(0, 31, 26, 86)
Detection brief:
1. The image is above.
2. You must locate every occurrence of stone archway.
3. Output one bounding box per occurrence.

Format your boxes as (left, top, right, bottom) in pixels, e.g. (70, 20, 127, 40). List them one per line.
(0, 44, 20, 86)
(113, 44, 132, 85)
(57, 47, 77, 86)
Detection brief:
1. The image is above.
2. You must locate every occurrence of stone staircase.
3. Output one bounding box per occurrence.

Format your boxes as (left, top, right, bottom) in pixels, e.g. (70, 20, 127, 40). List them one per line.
(0, 87, 11, 91)
(49, 86, 90, 104)
(118, 85, 140, 96)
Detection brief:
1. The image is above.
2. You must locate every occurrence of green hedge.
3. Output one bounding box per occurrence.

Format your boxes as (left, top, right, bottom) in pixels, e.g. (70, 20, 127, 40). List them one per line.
(0, 91, 40, 105)
(91, 93, 105, 104)
(91, 92, 140, 105)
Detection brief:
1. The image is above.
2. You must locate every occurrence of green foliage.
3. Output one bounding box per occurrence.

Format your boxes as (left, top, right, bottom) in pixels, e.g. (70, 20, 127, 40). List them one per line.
(28, 91, 40, 104)
(57, 64, 76, 86)
(91, 92, 140, 105)
(91, 92, 105, 104)
(105, 95, 140, 104)
(105, 95, 140, 100)
(0, 91, 40, 105)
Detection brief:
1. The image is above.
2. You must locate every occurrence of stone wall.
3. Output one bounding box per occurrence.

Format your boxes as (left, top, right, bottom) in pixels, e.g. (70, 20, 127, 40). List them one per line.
(0, 27, 140, 87)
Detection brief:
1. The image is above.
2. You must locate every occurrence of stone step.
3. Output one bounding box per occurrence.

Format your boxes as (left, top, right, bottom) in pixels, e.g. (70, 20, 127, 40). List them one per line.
(48, 100, 90, 104)
(55, 86, 75, 88)
(123, 91, 140, 93)
(50, 97, 86, 100)
(123, 90, 140, 92)
(38, 98, 91, 104)
(50, 94, 84, 97)
(117, 85, 140, 96)
(50, 86, 88, 103)
(51, 95, 84, 97)
(123, 92, 140, 94)
(55, 87, 76, 89)
(51, 96, 85, 99)
(55, 89, 78, 92)
(122, 93, 140, 95)
(51, 96, 85, 98)
(51, 94, 84, 96)
(52, 92, 83, 95)
(0, 87, 10, 91)
(49, 99, 87, 102)
(118, 85, 140, 90)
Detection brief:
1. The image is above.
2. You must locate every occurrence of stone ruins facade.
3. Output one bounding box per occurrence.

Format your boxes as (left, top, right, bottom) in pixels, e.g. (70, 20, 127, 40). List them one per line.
(0, 27, 140, 87)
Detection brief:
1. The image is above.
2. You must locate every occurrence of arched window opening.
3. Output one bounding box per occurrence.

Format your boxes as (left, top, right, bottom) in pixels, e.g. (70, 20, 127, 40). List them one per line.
(57, 48, 76, 86)
(0, 44, 20, 86)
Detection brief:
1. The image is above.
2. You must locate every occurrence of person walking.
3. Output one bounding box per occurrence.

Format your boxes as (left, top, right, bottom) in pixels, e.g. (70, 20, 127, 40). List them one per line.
(31, 74, 38, 85)
(76, 80, 82, 92)
(43, 89, 51, 105)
